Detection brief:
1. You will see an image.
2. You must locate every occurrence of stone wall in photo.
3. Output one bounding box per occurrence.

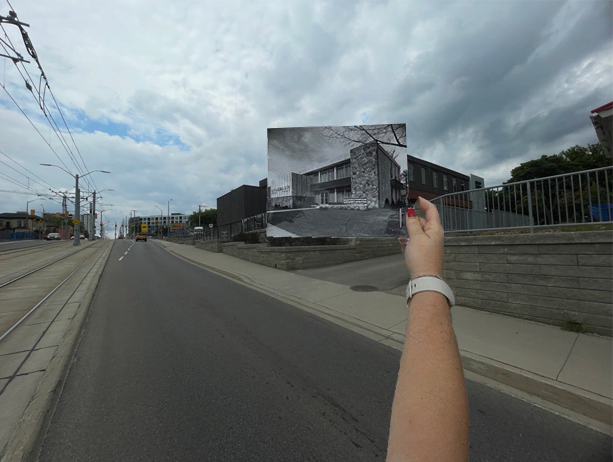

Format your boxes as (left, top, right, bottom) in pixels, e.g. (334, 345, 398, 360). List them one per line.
(350, 143, 379, 208)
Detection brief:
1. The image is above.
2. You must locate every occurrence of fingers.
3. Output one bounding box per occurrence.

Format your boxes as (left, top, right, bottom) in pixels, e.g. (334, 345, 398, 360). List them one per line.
(418, 196, 441, 228)
(398, 237, 408, 254)
(406, 215, 424, 238)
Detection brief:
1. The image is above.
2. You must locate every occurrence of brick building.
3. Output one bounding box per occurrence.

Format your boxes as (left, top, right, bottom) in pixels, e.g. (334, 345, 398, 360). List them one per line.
(0, 211, 44, 240)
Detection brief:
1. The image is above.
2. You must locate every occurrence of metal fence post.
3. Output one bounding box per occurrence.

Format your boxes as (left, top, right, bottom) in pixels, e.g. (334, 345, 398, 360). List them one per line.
(527, 182, 534, 233)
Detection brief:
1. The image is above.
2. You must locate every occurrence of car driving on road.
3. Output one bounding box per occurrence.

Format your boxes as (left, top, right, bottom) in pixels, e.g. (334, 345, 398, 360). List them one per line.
(45, 233, 61, 240)
(136, 233, 147, 242)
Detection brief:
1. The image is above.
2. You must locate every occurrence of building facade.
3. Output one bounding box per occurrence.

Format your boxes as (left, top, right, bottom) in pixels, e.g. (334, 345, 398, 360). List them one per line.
(591, 101, 613, 158)
(129, 213, 188, 235)
(0, 212, 44, 240)
(269, 142, 403, 210)
(406, 155, 472, 205)
(217, 182, 267, 237)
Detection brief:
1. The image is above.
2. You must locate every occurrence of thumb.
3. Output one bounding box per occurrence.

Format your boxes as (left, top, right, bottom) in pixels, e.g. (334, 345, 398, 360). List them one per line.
(406, 215, 424, 238)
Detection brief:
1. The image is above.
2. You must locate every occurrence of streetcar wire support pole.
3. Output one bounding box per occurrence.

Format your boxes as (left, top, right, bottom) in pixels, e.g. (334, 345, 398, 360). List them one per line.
(156, 206, 163, 237)
(40, 164, 110, 245)
(167, 199, 172, 239)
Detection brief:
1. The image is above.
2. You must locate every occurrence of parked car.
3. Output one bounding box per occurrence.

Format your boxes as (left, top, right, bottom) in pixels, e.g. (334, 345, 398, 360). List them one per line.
(46, 232, 61, 240)
(136, 233, 147, 242)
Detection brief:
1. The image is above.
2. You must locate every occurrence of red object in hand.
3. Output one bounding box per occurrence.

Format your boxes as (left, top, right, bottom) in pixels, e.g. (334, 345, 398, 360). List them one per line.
(407, 208, 415, 218)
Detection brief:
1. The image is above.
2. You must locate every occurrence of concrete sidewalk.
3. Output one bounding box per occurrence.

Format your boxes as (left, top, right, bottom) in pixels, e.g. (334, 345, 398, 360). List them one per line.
(155, 239, 612, 434)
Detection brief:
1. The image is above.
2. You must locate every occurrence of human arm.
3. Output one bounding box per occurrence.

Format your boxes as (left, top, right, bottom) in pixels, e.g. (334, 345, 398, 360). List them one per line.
(386, 197, 469, 462)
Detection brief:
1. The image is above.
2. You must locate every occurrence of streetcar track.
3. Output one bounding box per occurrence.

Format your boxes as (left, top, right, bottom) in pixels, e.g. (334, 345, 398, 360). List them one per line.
(0, 241, 63, 257)
(0, 241, 111, 345)
(0, 242, 111, 404)
(0, 241, 101, 289)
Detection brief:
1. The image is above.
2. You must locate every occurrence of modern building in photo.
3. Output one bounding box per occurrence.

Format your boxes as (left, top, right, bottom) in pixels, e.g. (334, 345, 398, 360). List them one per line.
(267, 124, 408, 238)
(269, 142, 403, 211)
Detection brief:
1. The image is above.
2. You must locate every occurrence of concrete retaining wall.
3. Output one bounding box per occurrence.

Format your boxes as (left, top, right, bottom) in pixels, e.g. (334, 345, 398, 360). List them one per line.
(443, 231, 613, 336)
(195, 241, 223, 253)
(221, 238, 401, 271)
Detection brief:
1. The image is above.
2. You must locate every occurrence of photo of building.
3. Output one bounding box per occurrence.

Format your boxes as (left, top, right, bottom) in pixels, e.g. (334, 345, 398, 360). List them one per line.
(267, 124, 407, 238)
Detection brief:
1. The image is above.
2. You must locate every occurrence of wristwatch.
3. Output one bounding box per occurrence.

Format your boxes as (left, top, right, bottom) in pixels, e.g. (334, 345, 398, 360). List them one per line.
(406, 277, 455, 307)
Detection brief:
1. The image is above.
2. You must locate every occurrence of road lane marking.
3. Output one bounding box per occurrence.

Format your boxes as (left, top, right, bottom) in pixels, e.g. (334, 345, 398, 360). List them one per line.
(119, 256, 124, 261)
(124, 252, 128, 255)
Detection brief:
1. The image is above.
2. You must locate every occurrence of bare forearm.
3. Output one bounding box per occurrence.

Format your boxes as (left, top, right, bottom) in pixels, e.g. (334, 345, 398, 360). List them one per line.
(387, 292, 469, 462)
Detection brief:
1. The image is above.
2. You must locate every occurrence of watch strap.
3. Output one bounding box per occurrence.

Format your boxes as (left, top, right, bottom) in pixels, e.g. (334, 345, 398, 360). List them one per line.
(406, 277, 455, 307)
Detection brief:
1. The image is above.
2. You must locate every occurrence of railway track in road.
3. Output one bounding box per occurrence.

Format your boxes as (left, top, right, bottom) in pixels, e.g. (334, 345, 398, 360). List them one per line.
(0, 240, 110, 343)
(0, 241, 63, 256)
(0, 241, 96, 288)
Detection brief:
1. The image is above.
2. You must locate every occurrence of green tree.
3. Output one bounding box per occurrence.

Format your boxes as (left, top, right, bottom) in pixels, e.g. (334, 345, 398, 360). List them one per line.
(507, 144, 609, 183)
(188, 208, 217, 227)
(503, 144, 611, 224)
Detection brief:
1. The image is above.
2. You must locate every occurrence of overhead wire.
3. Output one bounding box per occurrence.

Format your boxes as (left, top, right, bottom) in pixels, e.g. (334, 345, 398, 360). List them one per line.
(0, 148, 60, 192)
(0, 36, 95, 193)
(0, 7, 98, 193)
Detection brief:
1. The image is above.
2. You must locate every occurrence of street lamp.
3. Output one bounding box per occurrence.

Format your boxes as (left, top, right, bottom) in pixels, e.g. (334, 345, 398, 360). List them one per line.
(198, 204, 209, 228)
(84, 189, 113, 240)
(130, 210, 137, 238)
(155, 206, 163, 237)
(99, 209, 112, 239)
(25, 197, 44, 238)
(40, 164, 110, 246)
(39, 203, 45, 240)
(167, 199, 172, 239)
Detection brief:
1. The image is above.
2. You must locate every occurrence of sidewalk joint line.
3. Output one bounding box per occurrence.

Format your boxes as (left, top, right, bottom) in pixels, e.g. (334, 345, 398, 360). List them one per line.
(556, 333, 580, 381)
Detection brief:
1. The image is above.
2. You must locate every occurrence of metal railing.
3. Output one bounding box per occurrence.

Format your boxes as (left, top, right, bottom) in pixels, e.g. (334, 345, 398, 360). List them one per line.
(431, 166, 613, 233)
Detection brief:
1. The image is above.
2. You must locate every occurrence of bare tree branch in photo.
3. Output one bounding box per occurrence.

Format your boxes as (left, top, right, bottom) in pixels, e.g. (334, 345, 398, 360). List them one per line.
(321, 124, 407, 149)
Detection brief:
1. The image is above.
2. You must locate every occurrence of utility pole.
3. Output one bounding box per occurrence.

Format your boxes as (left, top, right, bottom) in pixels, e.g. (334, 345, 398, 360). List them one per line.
(91, 190, 96, 239)
(167, 199, 172, 239)
(74, 174, 80, 246)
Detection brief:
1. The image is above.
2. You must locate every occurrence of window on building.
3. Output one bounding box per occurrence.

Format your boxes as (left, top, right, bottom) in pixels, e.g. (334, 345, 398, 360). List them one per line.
(319, 168, 335, 183)
(408, 164, 414, 181)
(4, 221, 9, 228)
(443, 175, 448, 190)
(433, 171, 439, 188)
(453, 178, 457, 192)
(461, 181, 465, 191)
(421, 167, 427, 184)
(336, 164, 351, 179)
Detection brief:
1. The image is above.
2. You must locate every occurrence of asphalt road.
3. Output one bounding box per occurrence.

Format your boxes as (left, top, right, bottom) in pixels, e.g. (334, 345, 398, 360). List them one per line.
(37, 240, 612, 461)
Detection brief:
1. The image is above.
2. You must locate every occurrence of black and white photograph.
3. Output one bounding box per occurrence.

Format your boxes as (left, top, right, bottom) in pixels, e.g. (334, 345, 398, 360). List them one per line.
(267, 124, 408, 238)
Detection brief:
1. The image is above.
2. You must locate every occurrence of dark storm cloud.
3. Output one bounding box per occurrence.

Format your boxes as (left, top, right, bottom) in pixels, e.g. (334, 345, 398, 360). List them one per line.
(374, 0, 612, 182)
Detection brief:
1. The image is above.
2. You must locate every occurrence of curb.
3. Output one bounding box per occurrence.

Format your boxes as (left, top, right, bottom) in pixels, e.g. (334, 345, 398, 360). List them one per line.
(459, 352, 612, 432)
(0, 242, 114, 462)
(157, 242, 612, 434)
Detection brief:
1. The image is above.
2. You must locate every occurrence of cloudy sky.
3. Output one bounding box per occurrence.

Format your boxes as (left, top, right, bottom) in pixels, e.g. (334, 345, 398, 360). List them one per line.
(0, 0, 611, 234)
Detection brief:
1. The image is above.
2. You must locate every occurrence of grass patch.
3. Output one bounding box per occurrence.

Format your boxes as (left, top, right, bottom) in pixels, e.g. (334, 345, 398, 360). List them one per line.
(561, 321, 586, 333)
